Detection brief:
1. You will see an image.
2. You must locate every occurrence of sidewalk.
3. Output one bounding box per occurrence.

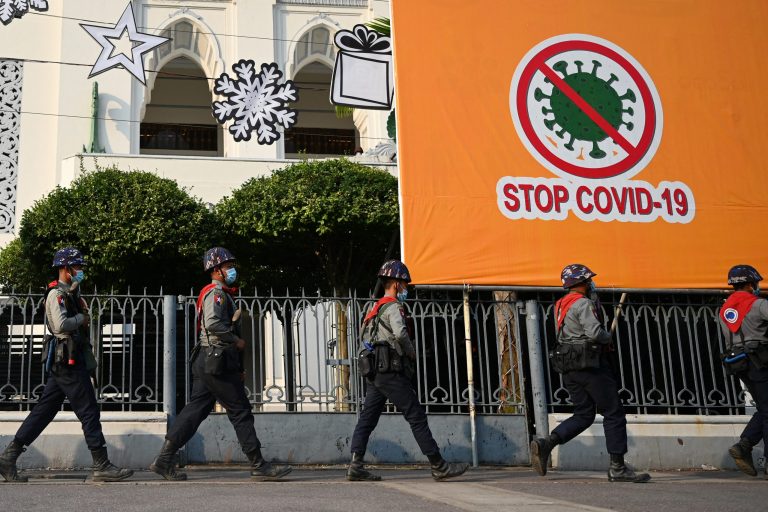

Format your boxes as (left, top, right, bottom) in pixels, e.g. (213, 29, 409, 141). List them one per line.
(3, 467, 765, 512)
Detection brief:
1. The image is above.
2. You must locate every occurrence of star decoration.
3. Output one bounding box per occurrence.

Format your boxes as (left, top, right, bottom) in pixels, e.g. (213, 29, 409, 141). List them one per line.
(80, 3, 169, 85)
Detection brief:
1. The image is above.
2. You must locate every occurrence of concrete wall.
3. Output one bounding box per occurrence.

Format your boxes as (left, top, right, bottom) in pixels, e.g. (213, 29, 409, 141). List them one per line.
(550, 413, 766, 471)
(0, 412, 527, 470)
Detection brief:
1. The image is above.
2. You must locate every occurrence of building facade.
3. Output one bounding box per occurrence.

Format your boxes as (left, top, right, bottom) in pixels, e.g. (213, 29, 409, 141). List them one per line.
(0, 0, 393, 246)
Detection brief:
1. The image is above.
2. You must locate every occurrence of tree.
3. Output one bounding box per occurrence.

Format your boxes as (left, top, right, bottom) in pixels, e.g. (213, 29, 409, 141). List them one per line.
(0, 238, 38, 291)
(9, 164, 215, 293)
(215, 159, 399, 294)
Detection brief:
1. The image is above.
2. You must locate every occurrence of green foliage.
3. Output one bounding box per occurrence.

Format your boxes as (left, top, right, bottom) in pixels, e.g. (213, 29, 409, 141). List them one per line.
(216, 159, 399, 293)
(0, 238, 38, 292)
(366, 17, 391, 37)
(15, 164, 215, 293)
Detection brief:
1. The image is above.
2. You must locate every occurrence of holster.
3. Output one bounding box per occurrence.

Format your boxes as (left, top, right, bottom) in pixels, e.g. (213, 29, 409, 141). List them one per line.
(358, 348, 376, 379)
(721, 345, 749, 376)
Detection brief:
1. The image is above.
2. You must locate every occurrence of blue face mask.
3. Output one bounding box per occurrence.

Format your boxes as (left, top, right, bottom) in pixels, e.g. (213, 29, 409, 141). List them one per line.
(71, 269, 85, 283)
(587, 281, 597, 294)
(397, 288, 408, 302)
(753, 284, 761, 297)
(224, 267, 237, 286)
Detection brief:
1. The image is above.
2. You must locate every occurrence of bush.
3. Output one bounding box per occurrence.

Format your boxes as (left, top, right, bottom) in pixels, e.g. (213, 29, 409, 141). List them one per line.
(12, 165, 216, 293)
(0, 238, 38, 291)
(216, 159, 399, 293)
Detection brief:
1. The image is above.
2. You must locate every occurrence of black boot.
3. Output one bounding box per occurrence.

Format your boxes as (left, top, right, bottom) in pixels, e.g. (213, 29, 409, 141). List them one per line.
(0, 439, 28, 483)
(428, 453, 469, 481)
(607, 453, 650, 483)
(247, 448, 292, 481)
(346, 452, 381, 481)
(91, 447, 134, 482)
(728, 438, 757, 477)
(150, 439, 187, 481)
(530, 434, 559, 477)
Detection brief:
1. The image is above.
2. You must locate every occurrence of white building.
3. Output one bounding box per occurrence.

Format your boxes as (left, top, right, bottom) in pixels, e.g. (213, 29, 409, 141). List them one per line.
(0, 0, 394, 246)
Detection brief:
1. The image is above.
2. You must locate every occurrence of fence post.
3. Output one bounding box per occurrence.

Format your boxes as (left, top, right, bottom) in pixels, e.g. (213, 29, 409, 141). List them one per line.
(462, 286, 478, 467)
(525, 300, 549, 438)
(163, 295, 177, 426)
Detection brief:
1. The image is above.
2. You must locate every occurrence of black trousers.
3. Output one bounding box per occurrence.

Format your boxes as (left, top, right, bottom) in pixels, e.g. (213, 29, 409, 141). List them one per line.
(15, 365, 106, 450)
(552, 364, 628, 455)
(739, 361, 768, 447)
(350, 371, 439, 457)
(166, 353, 260, 455)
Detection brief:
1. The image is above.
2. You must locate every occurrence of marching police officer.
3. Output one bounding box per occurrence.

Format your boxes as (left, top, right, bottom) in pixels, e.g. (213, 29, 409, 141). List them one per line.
(0, 248, 133, 483)
(718, 265, 768, 479)
(150, 247, 291, 481)
(347, 260, 469, 481)
(530, 264, 650, 483)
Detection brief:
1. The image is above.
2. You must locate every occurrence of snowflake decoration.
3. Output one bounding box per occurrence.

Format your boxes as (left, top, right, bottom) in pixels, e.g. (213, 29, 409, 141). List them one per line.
(212, 60, 299, 144)
(0, 0, 47, 26)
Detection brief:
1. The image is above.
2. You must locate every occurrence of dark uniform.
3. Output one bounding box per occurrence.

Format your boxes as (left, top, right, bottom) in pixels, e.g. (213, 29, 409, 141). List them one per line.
(150, 247, 291, 481)
(347, 260, 469, 482)
(530, 264, 649, 483)
(0, 248, 133, 483)
(718, 265, 768, 479)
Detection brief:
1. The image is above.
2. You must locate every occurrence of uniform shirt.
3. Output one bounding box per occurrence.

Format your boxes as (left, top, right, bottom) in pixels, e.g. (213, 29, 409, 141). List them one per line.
(377, 301, 417, 359)
(718, 297, 768, 346)
(558, 294, 612, 345)
(45, 281, 86, 337)
(199, 280, 238, 347)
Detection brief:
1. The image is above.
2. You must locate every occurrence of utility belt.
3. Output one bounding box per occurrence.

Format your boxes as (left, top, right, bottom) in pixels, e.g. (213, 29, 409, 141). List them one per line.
(358, 343, 407, 380)
(549, 340, 602, 374)
(720, 341, 768, 376)
(193, 343, 242, 376)
(41, 334, 96, 372)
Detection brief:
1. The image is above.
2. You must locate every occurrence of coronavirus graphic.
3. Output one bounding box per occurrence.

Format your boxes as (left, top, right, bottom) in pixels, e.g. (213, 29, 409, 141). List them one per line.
(535, 59, 636, 159)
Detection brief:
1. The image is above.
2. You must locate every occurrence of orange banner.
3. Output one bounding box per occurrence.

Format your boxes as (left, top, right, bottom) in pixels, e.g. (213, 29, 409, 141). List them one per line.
(391, 0, 768, 288)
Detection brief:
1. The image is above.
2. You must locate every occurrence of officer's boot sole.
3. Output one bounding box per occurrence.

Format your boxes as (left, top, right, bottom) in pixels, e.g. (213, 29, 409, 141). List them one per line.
(93, 469, 134, 482)
(0, 470, 28, 483)
(728, 446, 757, 477)
(432, 463, 470, 481)
(347, 469, 382, 481)
(608, 472, 651, 483)
(251, 466, 292, 482)
(530, 440, 548, 477)
(149, 462, 187, 481)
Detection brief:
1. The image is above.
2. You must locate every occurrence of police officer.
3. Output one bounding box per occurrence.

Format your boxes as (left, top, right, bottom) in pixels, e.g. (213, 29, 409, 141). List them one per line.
(0, 248, 133, 483)
(530, 264, 650, 483)
(150, 247, 291, 481)
(347, 260, 469, 482)
(718, 265, 768, 479)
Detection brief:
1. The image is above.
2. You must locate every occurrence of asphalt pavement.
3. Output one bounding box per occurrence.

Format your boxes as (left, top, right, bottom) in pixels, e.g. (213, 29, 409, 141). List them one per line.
(1, 466, 766, 512)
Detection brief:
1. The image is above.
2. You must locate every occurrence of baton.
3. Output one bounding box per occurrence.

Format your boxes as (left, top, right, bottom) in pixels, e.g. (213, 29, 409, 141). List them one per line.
(610, 293, 628, 335)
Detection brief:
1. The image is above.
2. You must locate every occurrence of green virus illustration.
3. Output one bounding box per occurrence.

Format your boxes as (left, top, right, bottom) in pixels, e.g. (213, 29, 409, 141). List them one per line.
(535, 60, 636, 159)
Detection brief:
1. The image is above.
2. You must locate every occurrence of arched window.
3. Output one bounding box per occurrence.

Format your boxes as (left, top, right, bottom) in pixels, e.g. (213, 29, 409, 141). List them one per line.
(140, 57, 221, 156)
(293, 26, 336, 69)
(285, 27, 356, 157)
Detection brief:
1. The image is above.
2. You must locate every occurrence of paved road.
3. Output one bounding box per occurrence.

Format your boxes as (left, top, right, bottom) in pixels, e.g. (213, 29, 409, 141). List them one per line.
(2, 467, 765, 512)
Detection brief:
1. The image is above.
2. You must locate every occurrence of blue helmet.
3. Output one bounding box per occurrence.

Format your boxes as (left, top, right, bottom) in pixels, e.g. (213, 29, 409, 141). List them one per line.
(378, 259, 411, 283)
(52, 247, 86, 268)
(203, 247, 236, 272)
(727, 265, 763, 286)
(561, 263, 596, 289)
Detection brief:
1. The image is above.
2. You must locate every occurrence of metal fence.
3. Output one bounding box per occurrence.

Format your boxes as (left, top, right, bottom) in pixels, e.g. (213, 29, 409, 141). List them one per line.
(0, 291, 526, 416)
(0, 293, 165, 412)
(520, 291, 747, 415)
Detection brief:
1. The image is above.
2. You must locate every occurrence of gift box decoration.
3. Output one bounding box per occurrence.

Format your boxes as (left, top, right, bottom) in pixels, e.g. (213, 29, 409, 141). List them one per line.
(330, 24, 394, 110)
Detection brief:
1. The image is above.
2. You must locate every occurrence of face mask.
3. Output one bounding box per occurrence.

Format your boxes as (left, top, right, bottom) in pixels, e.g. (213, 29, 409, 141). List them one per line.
(753, 284, 761, 297)
(587, 281, 597, 298)
(71, 269, 85, 283)
(224, 267, 237, 286)
(397, 288, 408, 302)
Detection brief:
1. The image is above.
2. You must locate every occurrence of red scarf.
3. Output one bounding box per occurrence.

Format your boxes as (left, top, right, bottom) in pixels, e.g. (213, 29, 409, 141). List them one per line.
(196, 282, 238, 333)
(364, 296, 397, 324)
(720, 291, 759, 333)
(555, 293, 586, 330)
